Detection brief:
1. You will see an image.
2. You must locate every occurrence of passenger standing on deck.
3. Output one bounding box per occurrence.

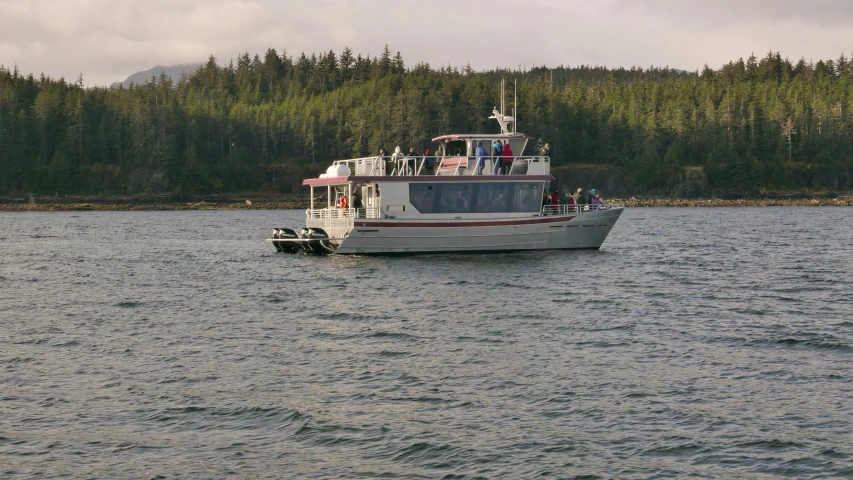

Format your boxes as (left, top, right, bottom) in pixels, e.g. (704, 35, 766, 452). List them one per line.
(475, 141, 487, 175)
(407, 147, 418, 175)
(391, 146, 403, 175)
(423, 149, 434, 174)
(575, 188, 587, 207)
(500, 141, 514, 175)
(566, 190, 577, 211)
(551, 189, 560, 206)
(378, 147, 388, 175)
(590, 189, 603, 210)
(491, 140, 503, 175)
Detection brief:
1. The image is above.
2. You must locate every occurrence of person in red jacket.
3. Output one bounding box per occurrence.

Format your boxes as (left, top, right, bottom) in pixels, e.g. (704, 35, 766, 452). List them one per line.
(566, 190, 577, 211)
(500, 141, 514, 174)
(550, 189, 560, 206)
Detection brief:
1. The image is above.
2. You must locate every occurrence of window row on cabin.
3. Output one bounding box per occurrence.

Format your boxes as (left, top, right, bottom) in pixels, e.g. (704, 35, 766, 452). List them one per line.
(409, 182, 542, 214)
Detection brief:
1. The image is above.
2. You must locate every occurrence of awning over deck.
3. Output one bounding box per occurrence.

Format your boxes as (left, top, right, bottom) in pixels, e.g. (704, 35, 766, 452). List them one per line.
(431, 133, 532, 143)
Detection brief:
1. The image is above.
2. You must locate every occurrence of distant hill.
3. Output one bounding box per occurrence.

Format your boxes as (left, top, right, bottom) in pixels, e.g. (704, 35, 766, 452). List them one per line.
(111, 63, 202, 88)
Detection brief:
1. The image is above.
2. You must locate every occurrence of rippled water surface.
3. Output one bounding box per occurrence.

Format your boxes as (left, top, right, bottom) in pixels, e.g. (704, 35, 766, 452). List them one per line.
(1, 208, 852, 478)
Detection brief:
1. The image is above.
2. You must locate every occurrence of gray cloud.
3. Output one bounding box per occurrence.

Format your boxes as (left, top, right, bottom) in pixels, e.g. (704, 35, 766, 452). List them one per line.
(1, 0, 851, 86)
(620, 0, 853, 28)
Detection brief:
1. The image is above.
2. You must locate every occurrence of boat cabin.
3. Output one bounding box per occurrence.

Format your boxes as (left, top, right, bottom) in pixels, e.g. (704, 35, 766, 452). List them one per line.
(301, 106, 555, 238)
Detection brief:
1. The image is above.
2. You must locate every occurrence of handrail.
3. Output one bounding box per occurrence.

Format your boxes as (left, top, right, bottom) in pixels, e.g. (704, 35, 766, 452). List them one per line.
(306, 207, 381, 219)
(330, 155, 550, 177)
(541, 203, 625, 215)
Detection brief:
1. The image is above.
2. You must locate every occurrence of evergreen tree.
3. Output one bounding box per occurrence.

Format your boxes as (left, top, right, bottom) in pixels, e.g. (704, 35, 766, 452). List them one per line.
(1, 48, 852, 195)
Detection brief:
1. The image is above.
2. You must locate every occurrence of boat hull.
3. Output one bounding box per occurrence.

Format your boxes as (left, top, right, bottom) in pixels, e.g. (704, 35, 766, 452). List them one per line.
(331, 207, 623, 255)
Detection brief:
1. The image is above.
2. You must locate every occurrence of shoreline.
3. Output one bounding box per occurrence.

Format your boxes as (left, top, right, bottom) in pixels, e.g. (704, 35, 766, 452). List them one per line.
(0, 201, 308, 212)
(3, 200, 852, 211)
(1, 194, 851, 211)
(613, 197, 853, 208)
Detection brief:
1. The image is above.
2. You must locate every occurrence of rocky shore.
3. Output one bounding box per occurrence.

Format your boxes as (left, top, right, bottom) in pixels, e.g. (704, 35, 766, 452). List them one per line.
(615, 196, 853, 207)
(0, 193, 310, 211)
(1, 192, 851, 211)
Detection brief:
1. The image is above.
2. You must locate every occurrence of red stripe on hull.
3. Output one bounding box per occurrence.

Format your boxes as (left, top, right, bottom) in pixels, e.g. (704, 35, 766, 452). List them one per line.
(354, 216, 575, 228)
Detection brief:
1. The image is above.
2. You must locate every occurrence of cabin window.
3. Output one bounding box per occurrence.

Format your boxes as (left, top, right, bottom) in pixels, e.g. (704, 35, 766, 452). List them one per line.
(410, 184, 437, 213)
(512, 183, 540, 212)
(439, 184, 472, 213)
(475, 183, 510, 213)
(409, 182, 540, 214)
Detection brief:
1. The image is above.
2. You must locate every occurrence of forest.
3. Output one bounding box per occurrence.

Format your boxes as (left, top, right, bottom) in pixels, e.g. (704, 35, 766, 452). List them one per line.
(1, 46, 853, 196)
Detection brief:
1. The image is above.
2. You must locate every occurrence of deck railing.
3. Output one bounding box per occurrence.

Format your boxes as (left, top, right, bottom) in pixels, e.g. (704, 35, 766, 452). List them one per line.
(306, 207, 382, 220)
(541, 204, 625, 215)
(306, 204, 622, 221)
(333, 155, 550, 177)
(305, 207, 382, 235)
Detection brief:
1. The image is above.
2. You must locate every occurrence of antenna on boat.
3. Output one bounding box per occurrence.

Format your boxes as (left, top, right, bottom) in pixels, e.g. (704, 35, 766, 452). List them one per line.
(490, 78, 516, 135)
(500, 79, 504, 119)
(513, 78, 517, 134)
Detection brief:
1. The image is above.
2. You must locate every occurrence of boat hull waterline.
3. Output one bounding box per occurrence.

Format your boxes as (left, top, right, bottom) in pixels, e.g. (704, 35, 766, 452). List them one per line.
(268, 208, 622, 255)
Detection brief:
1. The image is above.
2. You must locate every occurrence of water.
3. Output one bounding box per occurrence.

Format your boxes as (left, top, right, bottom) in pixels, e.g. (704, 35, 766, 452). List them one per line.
(1, 207, 852, 479)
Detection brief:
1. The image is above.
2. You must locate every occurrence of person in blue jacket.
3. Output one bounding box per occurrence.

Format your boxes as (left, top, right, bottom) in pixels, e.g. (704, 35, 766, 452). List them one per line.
(491, 140, 503, 175)
(475, 141, 487, 175)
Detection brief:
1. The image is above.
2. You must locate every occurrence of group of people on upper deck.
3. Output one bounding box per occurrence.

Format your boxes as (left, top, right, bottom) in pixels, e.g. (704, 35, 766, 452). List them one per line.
(544, 187, 604, 209)
(379, 146, 433, 175)
(377, 139, 550, 176)
(473, 140, 515, 175)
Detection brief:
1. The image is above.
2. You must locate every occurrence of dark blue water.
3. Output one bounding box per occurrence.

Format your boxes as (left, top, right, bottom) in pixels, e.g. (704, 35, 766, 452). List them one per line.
(1, 208, 852, 478)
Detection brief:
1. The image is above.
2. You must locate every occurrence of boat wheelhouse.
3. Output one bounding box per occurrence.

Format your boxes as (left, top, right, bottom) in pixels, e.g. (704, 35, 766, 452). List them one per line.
(268, 105, 623, 255)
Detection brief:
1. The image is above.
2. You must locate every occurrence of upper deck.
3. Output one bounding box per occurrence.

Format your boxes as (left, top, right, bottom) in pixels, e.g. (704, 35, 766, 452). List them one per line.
(304, 102, 549, 186)
(303, 153, 551, 186)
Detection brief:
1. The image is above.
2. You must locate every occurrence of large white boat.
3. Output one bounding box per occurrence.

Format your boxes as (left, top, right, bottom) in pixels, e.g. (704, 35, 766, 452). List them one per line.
(268, 103, 623, 255)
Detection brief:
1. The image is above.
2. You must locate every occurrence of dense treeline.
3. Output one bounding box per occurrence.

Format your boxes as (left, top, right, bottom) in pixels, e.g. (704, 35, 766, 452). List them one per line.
(1, 47, 853, 195)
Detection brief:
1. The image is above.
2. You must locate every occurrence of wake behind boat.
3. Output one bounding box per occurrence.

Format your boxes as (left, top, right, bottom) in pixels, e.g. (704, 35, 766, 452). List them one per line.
(268, 88, 623, 255)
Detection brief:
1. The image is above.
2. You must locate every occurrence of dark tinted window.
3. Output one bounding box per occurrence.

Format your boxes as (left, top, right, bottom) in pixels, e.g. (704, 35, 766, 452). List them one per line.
(410, 182, 542, 214)
(475, 183, 510, 213)
(513, 183, 541, 212)
(439, 183, 473, 213)
(410, 184, 437, 213)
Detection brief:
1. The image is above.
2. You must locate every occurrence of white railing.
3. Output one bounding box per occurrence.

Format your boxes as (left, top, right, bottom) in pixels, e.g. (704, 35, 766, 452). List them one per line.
(541, 203, 625, 215)
(305, 207, 381, 219)
(333, 157, 387, 176)
(334, 155, 550, 177)
(305, 207, 381, 236)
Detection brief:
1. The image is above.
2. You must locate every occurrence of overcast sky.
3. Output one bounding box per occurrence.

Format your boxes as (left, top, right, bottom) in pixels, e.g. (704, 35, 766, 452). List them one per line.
(1, 0, 852, 86)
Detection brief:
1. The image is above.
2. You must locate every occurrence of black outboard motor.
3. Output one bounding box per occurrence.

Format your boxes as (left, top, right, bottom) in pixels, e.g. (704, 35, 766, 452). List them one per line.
(300, 227, 334, 255)
(275, 227, 301, 253)
(271, 228, 284, 252)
